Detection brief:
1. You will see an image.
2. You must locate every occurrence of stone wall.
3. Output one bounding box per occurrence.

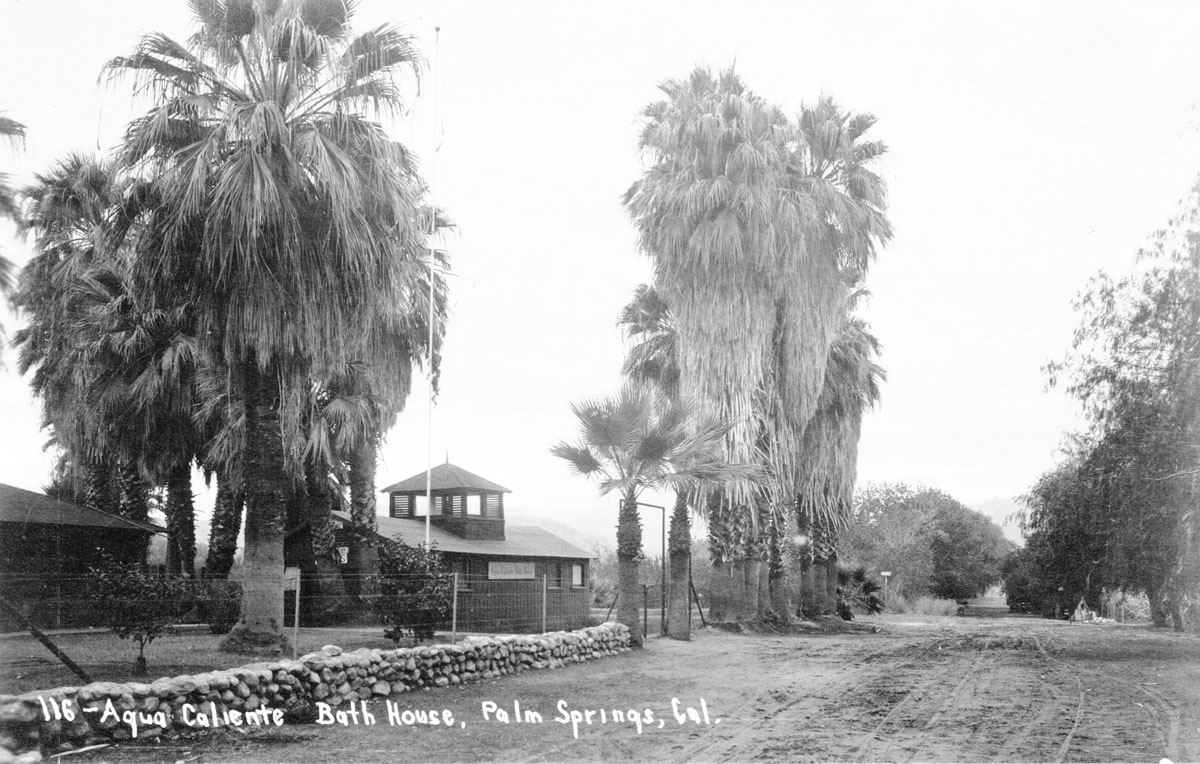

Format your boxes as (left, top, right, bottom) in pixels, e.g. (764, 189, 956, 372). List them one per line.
(0, 623, 631, 761)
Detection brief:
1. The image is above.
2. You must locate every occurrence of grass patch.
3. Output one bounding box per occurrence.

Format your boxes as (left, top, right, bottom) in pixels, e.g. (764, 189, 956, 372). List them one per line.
(0, 626, 430, 695)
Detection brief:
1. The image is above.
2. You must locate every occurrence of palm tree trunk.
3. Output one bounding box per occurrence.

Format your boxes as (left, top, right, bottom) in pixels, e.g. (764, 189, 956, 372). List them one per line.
(115, 459, 150, 566)
(745, 558, 763, 621)
(84, 460, 114, 515)
(729, 505, 755, 622)
(206, 470, 243, 579)
(707, 494, 733, 622)
(617, 495, 644, 647)
(306, 464, 350, 624)
(825, 552, 840, 615)
(666, 492, 691, 640)
(348, 440, 380, 599)
(283, 478, 317, 625)
(768, 514, 790, 622)
(219, 360, 289, 655)
(752, 502, 771, 621)
(164, 461, 196, 578)
(797, 554, 814, 618)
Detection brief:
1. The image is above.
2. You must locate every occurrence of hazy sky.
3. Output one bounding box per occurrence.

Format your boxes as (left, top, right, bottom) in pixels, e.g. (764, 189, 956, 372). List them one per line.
(2, 0, 1198, 550)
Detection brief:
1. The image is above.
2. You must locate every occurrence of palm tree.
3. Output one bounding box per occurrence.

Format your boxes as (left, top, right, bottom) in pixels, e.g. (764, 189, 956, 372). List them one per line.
(552, 382, 750, 646)
(105, 0, 434, 653)
(795, 305, 884, 616)
(12, 154, 154, 563)
(205, 469, 244, 578)
(624, 69, 891, 621)
(619, 284, 696, 638)
(0, 113, 25, 300)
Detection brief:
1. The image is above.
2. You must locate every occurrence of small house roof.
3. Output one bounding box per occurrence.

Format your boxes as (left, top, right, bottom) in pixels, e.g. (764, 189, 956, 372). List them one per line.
(332, 512, 592, 560)
(0, 483, 165, 534)
(381, 462, 511, 494)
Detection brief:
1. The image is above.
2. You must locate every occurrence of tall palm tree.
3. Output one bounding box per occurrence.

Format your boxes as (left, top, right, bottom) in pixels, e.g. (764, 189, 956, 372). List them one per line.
(105, 0, 434, 653)
(795, 305, 884, 616)
(552, 382, 750, 646)
(12, 154, 153, 563)
(618, 284, 695, 639)
(624, 69, 891, 621)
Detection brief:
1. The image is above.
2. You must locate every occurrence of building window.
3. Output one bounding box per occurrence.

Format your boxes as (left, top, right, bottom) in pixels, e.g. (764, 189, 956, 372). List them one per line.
(571, 563, 584, 588)
(485, 493, 502, 517)
(467, 494, 482, 516)
(390, 494, 411, 518)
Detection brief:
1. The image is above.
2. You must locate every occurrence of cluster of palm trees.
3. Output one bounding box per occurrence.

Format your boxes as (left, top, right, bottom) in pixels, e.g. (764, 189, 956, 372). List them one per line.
(556, 68, 890, 643)
(8, 0, 446, 654)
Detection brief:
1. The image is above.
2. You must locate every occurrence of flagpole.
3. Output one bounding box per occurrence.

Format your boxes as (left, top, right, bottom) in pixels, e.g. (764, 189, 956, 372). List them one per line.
(425, 25, 441, 550)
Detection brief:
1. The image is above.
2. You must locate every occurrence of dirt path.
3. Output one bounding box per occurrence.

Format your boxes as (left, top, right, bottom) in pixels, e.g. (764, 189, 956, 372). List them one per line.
(79, 612, 1200, 763)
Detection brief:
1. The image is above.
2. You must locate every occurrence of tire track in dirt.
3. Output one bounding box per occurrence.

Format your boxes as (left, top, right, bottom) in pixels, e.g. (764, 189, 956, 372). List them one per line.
(1033, 629, 1182, 762)
(993, 658, 1079, 762)
(886, 636, 995, 763)
(855, 635, 994, 763)
(673, 636, 946, 763)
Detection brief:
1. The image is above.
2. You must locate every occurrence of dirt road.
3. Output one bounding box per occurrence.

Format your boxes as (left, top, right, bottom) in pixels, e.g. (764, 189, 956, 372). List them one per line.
(83, 609, 1200, 763)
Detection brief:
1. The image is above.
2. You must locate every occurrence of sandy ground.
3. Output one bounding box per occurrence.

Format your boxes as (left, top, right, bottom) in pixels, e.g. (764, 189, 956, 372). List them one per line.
(68, 605, 1200, 763)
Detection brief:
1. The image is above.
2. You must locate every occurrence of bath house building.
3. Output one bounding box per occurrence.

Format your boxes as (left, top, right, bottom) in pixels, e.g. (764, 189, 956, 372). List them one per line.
(336, 462, 593, 633)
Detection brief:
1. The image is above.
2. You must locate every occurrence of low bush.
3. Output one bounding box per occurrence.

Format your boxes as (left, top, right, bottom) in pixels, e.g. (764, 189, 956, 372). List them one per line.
(373, 535, 452, 642)
(197, 579, 242, 634)
(908, 596, 960, 616)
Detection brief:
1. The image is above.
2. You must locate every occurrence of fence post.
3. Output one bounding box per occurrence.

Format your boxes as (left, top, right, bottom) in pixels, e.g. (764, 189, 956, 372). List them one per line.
(643, 584, 648, 640)
(542, 575, 548, 633)
(452, 573, 458, 641)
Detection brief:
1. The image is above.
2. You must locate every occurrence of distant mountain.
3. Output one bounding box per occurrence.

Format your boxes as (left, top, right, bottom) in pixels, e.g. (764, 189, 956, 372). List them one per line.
(505, 506, 609, 556)
(969, 496, 1026, 545)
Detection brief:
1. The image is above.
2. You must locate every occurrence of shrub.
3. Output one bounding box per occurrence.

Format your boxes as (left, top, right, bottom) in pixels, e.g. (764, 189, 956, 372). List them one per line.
(837, 566, 883, 616)
(197, 579, 242, 634)
(909, 596, 960, 616)
(84, 555, 189, 674)
(373, 535, 452, 642)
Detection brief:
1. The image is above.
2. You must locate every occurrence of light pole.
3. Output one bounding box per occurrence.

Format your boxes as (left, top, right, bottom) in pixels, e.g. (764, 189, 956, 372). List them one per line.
(623, 500, 667, 636)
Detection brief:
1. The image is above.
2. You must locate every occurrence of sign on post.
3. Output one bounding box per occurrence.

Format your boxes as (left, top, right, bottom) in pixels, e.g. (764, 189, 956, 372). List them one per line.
(284, 567, 301, 659)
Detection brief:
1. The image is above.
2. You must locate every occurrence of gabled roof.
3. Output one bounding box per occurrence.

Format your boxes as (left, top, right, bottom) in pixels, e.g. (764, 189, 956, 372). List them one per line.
(332, 512, 592, 560)
(381, 462, 511, 494)
(0, 483, 165, 534)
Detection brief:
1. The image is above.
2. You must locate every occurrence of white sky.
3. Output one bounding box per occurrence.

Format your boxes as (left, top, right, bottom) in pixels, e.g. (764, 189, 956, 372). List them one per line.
(1, 0, 1198, 551)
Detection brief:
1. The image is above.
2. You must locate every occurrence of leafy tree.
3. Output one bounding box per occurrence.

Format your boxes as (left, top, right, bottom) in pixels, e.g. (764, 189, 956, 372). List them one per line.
(928, 501, 1012, 601)
(1028, 178, 1200, 628)
(85, 555, 189, 674)
(373, 536, 451, 642)
(843, 484, 938, 603)
(1000, 547, 1046, 615)
(844, 483, 1009, 604)
(104, 0, 437, 653)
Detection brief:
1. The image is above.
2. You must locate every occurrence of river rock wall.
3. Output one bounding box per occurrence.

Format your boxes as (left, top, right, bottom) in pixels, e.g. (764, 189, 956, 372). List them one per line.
(0, 623, 631, 761)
